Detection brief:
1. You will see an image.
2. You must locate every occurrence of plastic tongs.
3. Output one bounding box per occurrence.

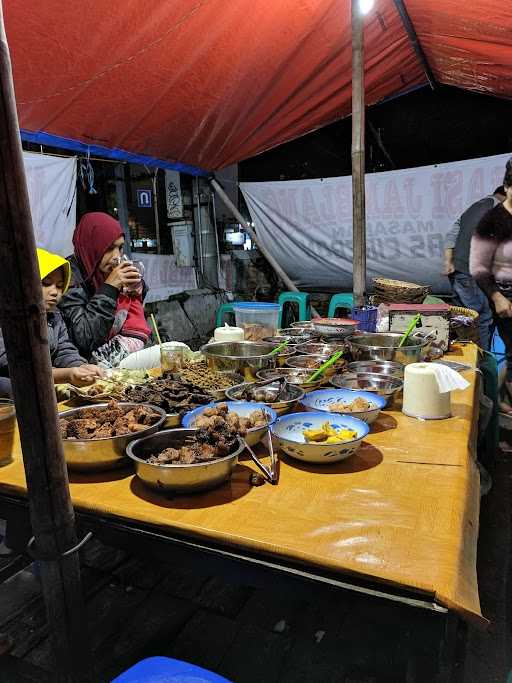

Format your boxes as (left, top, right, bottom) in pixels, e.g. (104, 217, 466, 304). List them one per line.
(244, 428, 278, 485)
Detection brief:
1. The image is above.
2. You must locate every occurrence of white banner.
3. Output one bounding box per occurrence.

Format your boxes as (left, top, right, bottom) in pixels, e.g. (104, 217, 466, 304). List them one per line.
(23, 151, 77, 256)
(137, 254, 197, 303)
(165, 170, 183, 219)
(241, 152, 512, 294)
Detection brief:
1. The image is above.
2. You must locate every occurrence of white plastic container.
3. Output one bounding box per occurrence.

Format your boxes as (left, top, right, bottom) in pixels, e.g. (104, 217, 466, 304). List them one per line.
(234, 302, 280, 342)
(214, 325, 245, 343)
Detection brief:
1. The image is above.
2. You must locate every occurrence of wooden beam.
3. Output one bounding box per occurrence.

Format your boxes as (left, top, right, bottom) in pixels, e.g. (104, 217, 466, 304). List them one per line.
(351, 0, 367, 309)
(393, 0, 436, 90)
(0, 7, 90, 682)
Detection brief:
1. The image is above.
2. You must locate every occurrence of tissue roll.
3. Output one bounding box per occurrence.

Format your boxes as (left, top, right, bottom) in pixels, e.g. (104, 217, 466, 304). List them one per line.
(402, 362, 451, 420)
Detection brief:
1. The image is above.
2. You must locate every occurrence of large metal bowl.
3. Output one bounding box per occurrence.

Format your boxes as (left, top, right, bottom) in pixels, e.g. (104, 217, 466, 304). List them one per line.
(126, 429, 245, 494)
(329, 373, 403, 407)
(346, 360, 404, 379)
(346, 332, 432, 365)
(201, 341, 277, 381)
(225, 381, 305, 416)
(285, 354, 345, 377)
(60, 402, 167, 472)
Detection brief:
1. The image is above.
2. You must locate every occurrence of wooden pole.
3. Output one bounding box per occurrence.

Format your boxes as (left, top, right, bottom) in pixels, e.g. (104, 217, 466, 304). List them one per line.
(351, 0, 367, 309)
(210, 177, 320, 317)
(0, 8, 90, 682)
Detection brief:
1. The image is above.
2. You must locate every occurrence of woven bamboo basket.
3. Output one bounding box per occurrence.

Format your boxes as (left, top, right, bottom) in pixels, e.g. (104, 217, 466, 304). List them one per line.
(449, 305, 480, 344)
(372, 277, 430, 304)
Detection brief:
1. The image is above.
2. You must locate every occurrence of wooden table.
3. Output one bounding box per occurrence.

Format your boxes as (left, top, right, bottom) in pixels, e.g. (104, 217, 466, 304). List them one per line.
(0, 344, 483, 628)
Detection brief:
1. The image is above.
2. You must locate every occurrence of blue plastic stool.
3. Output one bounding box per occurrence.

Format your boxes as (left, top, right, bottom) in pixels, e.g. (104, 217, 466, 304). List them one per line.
(112, 656, 232, 683)
(328, 293, 354, 318)
(215, 303, 237, 328)
(277, 292, 310, 327)
(491, 328, 506, 367)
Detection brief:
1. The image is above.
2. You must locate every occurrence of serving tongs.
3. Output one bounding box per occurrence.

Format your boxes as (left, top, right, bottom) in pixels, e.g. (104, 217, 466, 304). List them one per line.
(244, 428, 278, 485)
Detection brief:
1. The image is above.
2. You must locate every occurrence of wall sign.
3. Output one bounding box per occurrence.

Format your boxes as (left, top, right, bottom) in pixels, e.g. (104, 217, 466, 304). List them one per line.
(137, 188, 152, 208)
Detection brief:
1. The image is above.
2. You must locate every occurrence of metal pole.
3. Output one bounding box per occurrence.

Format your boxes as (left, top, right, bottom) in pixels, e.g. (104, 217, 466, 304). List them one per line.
(0, 6, 90, 681)
(351, 0, 366, 309)
(210, 178, 320, 317)
(152, 169, 161, 254)
(393, 0, 436, 90)
(114, 163, 132, 257)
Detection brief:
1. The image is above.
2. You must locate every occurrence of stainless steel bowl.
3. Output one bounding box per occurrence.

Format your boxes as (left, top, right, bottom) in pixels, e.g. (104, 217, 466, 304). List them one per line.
(274, 346, 296, 367)
(295, 342, 346, 356)
(346, 360, 404, 379)
(278, 327, 317, 338)
(207, 372, 245, 400)
(225, 381, 305, 416)
(290, 321, 315, 330)
(285, 354, 345, 377)
(346, 332, 431, 365)
(60, 402, 167, 472)
(329, 373, 403, 406)
(201, 341, 277, 380)
(265, 334, 312, 346)
(256, 367, 328, 392)
(126, 429, 245, 494)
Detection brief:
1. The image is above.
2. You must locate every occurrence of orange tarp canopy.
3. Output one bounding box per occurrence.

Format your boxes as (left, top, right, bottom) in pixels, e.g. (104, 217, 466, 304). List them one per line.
(4, 1, 512, 171)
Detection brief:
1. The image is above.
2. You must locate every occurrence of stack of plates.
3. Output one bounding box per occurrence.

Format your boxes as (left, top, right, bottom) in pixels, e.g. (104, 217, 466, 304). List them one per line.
(372, 277, 430, 304)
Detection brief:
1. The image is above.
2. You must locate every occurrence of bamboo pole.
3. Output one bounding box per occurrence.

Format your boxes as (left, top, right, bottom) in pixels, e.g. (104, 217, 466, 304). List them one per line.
(351, 0, 367, 309)
(0, 7, 90, 682)
(210, 178, 320, 317)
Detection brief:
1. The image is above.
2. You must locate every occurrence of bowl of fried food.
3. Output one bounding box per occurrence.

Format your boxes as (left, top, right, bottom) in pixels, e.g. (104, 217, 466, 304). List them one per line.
(59, 400, 166, 471)
(126, 428, 245, 494)
(182, 401, 277, 447)
(270, 411, 368, 464)
(300, 388, 386, 424)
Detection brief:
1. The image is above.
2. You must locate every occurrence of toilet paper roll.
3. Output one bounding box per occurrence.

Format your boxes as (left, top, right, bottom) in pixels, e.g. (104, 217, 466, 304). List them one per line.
(402, 362, 451, 420)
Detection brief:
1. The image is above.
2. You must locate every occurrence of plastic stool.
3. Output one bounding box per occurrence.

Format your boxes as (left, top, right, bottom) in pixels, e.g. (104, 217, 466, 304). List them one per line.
(277, 292, 311, 327)
(491, 328, 506, 367)
(112, 656, 232, 683)
(328, 293, 354, 318)
(215, 303, 236, 328)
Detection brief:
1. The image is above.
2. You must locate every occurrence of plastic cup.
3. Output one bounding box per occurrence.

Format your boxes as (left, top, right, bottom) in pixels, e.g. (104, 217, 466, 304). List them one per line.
(0, 399, 15, 466)
(160, 344, 184, 373)
(234, 302, 280, 341)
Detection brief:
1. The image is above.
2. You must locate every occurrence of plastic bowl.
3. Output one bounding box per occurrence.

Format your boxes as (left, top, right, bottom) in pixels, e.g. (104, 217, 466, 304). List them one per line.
(181, 400, 277, 446)
(300, 388, 386, 424)
(270, 411, 368, 464)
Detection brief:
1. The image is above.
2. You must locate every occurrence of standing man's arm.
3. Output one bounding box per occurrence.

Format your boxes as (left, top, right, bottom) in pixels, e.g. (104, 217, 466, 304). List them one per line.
(443, 216, 460, 275)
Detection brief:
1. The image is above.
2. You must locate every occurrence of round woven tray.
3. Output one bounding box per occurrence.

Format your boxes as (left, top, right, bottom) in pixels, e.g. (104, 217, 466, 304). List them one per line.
(372, 277, 430, 304)
(449, 305, 480, 344)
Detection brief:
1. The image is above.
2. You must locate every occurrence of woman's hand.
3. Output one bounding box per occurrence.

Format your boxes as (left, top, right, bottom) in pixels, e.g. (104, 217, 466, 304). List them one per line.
(105, 261, 142, 290)
(492, 292, 512, 318)
(68, 365, 105, 387)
